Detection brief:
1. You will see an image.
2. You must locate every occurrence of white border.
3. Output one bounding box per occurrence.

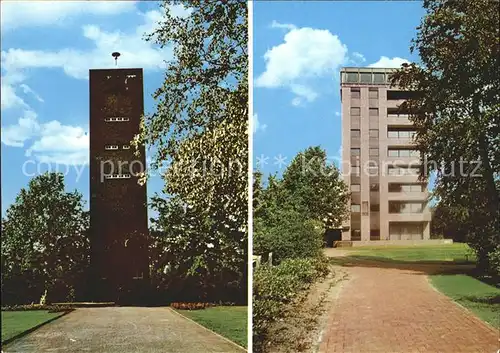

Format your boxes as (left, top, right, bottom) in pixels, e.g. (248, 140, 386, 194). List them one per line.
(247, 0, 254, 351)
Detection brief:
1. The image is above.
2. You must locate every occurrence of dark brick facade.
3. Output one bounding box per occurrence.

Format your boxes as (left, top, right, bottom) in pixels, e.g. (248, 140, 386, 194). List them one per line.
(89, 68, 149, 302)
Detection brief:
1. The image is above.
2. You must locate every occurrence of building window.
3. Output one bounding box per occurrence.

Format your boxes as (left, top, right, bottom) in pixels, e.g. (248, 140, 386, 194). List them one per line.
(122, 145, 131, 150)
(389, 183, 425, 192)
(351, 229, 361, 241)
(351, 184, 361, 192)
(387, 149, 419, 157)
(105, 145, 119, 150)
(370, 204, 380, 212)
(132, 272, 144, 280)
(351, 166, 360, 175)
(389, 201, 425, 214)
(351, 148, 360, 156)
(388, 166, 421, 176)
(368, 88, 379, 99)
(350, 107, 361, 116)
(369, 148, 379, 156)
(399, 131, 410, 138)
(387, 130, 418, 139)
(351, 204, 361, 212)
(389, 223, 423, 240)
(351, 129, 361, 137)
(368, 166, 379, 176)
(351, 88, 361, 99)
(104, 117, 130, 122)
(373, 73, 385, 83)
(369, 129, 379, 138)
(360, 73, 372, 83)
(369, 108, 379, 116)
(370, 183, 379, 191)
(401, 184, 424, 192)
(105, 174, 132, 180)
(346, 72, 359, 83)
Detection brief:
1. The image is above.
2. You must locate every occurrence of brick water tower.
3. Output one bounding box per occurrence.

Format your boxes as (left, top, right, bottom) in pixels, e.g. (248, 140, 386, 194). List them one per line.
(88, 55, 149, 303)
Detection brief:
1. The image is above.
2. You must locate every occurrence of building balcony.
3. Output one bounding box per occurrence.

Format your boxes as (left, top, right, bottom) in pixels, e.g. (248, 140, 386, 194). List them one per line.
(385, 174, 424, 183)
(386, 100, 406, 109)
(384, 156, 421, 166)
(387, 212, 432, 222)
(386, 138, 415, 147)
(387, 115, 413, 126)
(387, 191, 429, 201)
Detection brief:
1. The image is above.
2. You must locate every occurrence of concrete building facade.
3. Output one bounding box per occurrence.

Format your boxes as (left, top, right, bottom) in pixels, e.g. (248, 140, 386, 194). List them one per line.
(89, 68, 149, 301)
(340, 67, 431, 242)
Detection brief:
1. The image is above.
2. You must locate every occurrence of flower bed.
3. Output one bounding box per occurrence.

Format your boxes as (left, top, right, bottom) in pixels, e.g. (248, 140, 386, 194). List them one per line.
(170, 302, 215, 310)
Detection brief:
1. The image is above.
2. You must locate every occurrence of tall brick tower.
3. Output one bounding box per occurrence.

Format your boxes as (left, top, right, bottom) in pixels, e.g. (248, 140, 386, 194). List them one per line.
(89, 67, 149, 302)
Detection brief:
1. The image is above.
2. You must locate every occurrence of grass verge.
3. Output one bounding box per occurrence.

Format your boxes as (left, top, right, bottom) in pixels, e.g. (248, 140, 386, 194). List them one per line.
(176, 306, 247, 348)
(1, 310, 66, 343)
(430, 274, 500, 328)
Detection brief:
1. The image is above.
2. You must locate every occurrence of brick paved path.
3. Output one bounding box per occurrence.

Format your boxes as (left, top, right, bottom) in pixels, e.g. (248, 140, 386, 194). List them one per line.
(319, 261, 499, 353)
(3, 307, 245, 353)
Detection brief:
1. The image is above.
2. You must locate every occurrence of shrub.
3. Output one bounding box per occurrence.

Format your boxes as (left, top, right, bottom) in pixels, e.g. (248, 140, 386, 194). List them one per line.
(487, 246, 500, 277)
(253, 257, 329, 352)
(254, 209, 324, 264)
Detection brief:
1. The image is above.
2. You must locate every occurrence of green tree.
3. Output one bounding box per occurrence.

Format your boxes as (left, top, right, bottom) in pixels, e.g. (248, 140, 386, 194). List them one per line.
(135, 0, 247, 169)
(281, 146, 349, 229)
(136, 0, 248, 301)
(254, 147, 349, 261)
(391, 0, 499, 271)
(1, 172, 89, 304)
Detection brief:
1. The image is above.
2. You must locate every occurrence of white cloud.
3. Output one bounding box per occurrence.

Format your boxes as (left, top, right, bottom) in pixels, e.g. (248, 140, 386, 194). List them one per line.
(1, 81, 28, 110)
(290, 84, 318, 106)
(0, 1, 137, 31)
(255, 23, 348, 106)
(253, 114, 267, 134)
(2, 18, 171, 81)
(1, 110, 40, 147)
(26, 120, 89, 166)
(369, 56, 409, 68)
(351, 52, 366, 64)
(2, 110, 89, 165)
(270, 20, 296, 31)
(20, 84, 44, 103)
(256, 26, 347, 87)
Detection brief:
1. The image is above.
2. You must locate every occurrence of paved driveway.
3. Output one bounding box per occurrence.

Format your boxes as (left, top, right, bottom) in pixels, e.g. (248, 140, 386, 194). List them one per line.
(3, 307, 246, 353)
(319, 256, 499, 353)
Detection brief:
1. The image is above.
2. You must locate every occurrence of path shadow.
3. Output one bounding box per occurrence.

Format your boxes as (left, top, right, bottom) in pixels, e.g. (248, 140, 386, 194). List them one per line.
(328, 255, 500, 290)
(329, 255, 476, 276)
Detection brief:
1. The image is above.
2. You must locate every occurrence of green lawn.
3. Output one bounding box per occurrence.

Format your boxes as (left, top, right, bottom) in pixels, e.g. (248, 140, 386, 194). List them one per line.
(1, 310, 65, 343)
(430, 274, 500, 328)
(345, 243, 474, 263)
(177, 306, 247, 348)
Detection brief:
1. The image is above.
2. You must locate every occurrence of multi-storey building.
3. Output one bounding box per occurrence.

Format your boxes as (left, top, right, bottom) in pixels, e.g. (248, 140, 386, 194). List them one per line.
(89, 68, 149, 301)
(340, 67, 432, 242)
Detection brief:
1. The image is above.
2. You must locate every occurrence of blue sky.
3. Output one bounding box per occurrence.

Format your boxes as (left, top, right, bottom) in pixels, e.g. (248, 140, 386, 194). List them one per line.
(1, 1, 430, 217)
(1, 1, 193, 217)
(253, 1, 425, 178)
